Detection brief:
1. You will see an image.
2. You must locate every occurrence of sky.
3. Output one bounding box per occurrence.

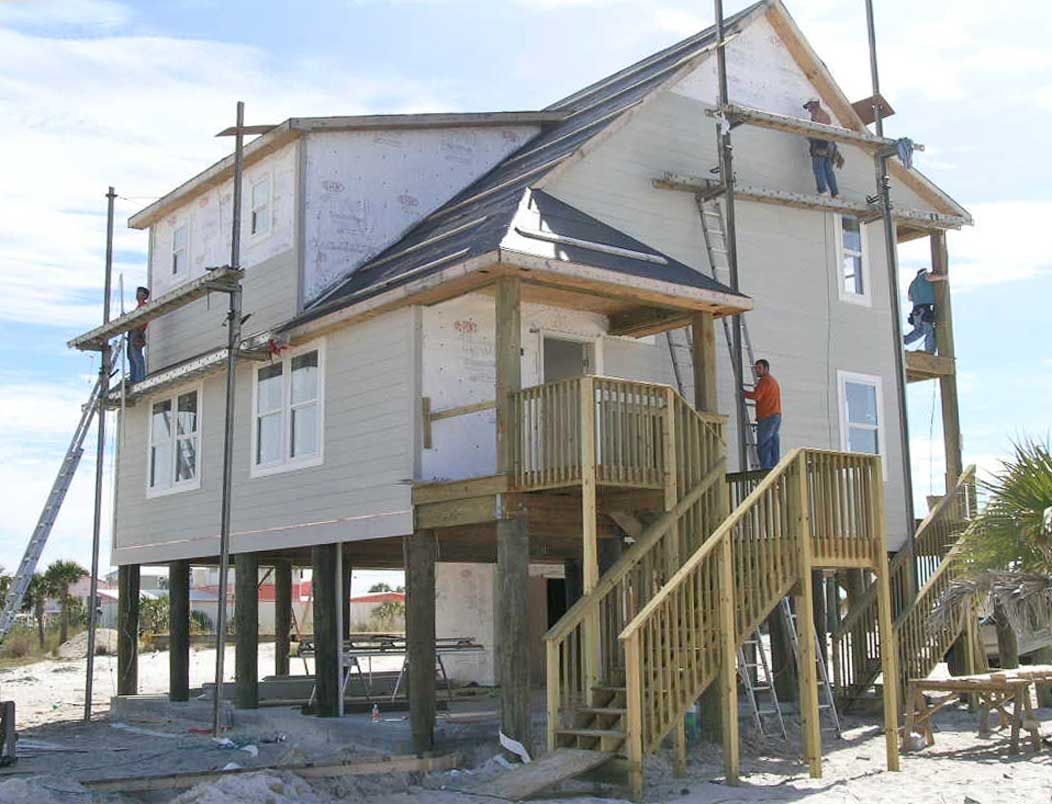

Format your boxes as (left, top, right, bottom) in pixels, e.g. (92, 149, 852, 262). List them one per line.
(0, 0, 1049, 580)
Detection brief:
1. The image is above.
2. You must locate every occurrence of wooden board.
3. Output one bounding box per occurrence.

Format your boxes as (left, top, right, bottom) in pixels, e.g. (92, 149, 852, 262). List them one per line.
(905, 350, 955, 383)
(466, 748, 612, 801)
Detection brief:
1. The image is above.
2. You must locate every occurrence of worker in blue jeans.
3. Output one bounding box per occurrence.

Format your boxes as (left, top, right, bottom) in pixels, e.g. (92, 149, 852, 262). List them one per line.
(127, 286, 150, 382)
(804, 99, 842, 197)
(903, 268, 947, 354)
(743, 359, 782, 470)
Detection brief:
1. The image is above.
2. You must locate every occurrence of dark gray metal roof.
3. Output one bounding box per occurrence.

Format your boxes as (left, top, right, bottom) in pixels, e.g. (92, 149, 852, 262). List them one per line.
(296, 2, 766, 325)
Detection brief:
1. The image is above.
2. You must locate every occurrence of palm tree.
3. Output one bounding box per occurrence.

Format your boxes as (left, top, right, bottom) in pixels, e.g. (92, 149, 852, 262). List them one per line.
(937, 439, 1052, 668)
(44, 560, 88, 645)
(22, 574, 52, 649)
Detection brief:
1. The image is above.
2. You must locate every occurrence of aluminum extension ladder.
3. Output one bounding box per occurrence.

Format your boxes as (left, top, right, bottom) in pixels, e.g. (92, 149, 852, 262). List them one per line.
(780, 597, 842, 737)
(665, 194, 760, 468)
(738, 631, 788, 741)
(0, 376, 104, 641)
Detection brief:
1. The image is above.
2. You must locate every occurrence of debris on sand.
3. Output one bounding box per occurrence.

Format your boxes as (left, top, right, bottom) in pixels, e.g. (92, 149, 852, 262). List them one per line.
(171, 770, 328, 804)
(56, 628, 118, 659)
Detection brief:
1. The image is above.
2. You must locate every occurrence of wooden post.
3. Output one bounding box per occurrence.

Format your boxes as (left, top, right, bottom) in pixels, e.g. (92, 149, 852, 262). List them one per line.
(718, 536, 740, 784)
(405, 530, 437, 754)
(274, 560, 292, 677)
(794, 454, 821, 779)
(580, 376, 600, 696)
(812, 570, 827, 662)
(494, 276, 530, 751)
(624, 635, 645, 801)
(117, 564, 139, 696)
(930, 232, 962, 488)
(312, 543, 340, 717)
(870, 457, 901, 772)
(234, 552, 259, 709)
(168, 560, 191, 702)
(341, 557, 352, 639)
(691, 312, 718, 412)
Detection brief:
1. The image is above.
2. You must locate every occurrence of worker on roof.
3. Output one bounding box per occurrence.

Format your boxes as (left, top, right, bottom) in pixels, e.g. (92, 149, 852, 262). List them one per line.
(903, 268, 947, 354)
(744, 359, 782, 470)
(803, 99, 843, 198)
(128, 286, 150, 383)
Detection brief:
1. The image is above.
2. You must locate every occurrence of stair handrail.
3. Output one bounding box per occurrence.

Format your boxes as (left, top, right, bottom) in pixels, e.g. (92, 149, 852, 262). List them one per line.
(833, 464, 976, 641)
(543, 460, 726, 645)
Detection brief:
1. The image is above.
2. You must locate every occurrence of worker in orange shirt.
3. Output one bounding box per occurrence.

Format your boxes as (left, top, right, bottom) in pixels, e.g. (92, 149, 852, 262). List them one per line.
(743, 359, 782, 470)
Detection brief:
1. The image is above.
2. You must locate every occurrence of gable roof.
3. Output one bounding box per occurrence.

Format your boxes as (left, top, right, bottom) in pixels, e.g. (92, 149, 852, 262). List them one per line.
(295, 1, 767, 322)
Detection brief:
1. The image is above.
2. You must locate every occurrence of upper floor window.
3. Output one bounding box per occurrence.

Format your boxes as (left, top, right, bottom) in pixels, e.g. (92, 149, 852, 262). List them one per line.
(837, 371, 883, 456)
(836, 215, 870, 305)
(250, 175, 272, 237)
(251, 342, 324, 477)
(148, 387, 201, 496)
(171, 221, 189, 275)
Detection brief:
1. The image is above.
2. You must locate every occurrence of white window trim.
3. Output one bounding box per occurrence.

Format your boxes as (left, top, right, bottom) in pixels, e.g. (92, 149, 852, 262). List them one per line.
(250, 339, 326, 479)
(248, 172, 273, 241)
(145, 382, 204, 498)
(171, 218, 190, 278)
(835, 214, 871, 307)
(836, 369, 887, 478)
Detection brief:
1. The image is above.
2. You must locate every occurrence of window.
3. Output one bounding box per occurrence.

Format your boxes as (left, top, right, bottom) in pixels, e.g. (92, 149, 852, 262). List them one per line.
(250, 175, 271, 237)
(836, 215, 870, 305)
(171, 221, 188, 275)
(251, 342, 324, 477)
(147, 387, 201, 496)
(837, 371, 884, 457)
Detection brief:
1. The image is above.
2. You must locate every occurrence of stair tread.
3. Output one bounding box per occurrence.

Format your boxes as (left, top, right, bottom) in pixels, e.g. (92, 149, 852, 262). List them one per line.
(579, 706, 627, 715)
(556, 727, 625, 738)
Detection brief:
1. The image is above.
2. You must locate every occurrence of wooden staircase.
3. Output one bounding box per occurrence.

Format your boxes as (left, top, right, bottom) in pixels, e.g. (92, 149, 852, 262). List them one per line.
(831, 466, 981, 708)
(544, 444, 899, 800)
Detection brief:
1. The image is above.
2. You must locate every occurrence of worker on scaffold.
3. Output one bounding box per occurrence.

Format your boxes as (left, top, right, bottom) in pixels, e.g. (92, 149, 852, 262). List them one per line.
(903, 267, 947, 354)
(128, 286, 150, 383)
(803, 98, 843, 198)
(744, 359, 782, 470)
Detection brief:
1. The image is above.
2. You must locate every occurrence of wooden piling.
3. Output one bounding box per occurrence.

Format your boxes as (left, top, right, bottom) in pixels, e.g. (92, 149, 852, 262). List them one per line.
(274, 559, 292, 677)
(234, 552, 259, 709)
(168, 560, 190, 702)
(312, 543, 340, 717)
(117, 564, 139, 696)
(405, 530, 437, 753)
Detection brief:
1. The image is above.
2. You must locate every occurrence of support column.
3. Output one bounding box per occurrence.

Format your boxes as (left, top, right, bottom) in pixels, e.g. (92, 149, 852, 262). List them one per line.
(812, 570, 827, 662)
(871, 456, 901, 772)
(274, 560, 292, 677)
(795, 456, 821, 779)
(691, 312, 718, 413)
(234, 552, 259, 709)
(312, 544, 340, 717)
(405, 530, 437, 754)
(117, 565, 139, 696)
(930, 232, 962, 487)
(168, 560, 191, 702)
(341, 558, 353, 639)
(494, 276, 531, 751)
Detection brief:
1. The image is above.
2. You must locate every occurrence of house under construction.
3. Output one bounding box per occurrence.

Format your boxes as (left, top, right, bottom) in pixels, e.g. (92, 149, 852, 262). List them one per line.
(56, 0, 984, 798)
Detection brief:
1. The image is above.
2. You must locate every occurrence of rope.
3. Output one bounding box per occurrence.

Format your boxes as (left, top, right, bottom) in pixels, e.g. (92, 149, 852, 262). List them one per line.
(928, 380, 937, 496)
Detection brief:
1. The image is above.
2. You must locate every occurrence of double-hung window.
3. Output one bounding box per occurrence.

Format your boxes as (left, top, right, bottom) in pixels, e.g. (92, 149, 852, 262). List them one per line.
(148, 387, 201, 496)
(171, 221, 189, 276)
(837, 371, 883, 457)
(836, 215, 870, 305)
(250, 174, 272, 237)
(252, 343, 324, 477)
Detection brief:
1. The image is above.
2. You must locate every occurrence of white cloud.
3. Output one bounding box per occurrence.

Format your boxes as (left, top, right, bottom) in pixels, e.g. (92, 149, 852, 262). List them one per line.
(0, 0, 129, 29)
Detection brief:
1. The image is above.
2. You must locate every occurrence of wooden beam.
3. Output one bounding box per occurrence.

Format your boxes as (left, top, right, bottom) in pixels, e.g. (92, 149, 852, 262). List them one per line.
(608, 306, 691, 338)
(405, 530, 437, 753)
(168, 560, 190, 702)
(413, 475, 510, 505)
(714, 103, 901, 152)
(274, 560, 292, 677)
(117, 565, 139, 696)
(312, 543, 339, 717)
(341, 557, 353, 640)
(495, 277, 522, 475)
(234, 552, 259, 710)
(931, 232, 963, 486)
(83, 753, 460, 793)
(654, 174, 967, 230)
(904, 350, 955, 383)
(692, 312, 718, 413)
(497, 516, 531, 750)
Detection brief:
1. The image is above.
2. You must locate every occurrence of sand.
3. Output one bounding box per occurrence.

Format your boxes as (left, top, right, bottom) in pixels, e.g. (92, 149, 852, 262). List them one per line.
(55, 628, 119, 659)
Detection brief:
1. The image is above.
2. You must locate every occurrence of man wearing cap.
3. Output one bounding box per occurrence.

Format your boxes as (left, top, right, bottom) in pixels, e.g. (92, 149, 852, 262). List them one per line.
(128, 286, 150, 383)
(903, 267, 947, 353)
(803, 99, 840, 198)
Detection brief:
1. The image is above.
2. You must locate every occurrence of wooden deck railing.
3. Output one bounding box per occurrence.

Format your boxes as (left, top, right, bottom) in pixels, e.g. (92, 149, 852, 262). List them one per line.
(542, 385, 726, 747)
(618, 449, 885, 770)
(831, 466, 976, 701)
